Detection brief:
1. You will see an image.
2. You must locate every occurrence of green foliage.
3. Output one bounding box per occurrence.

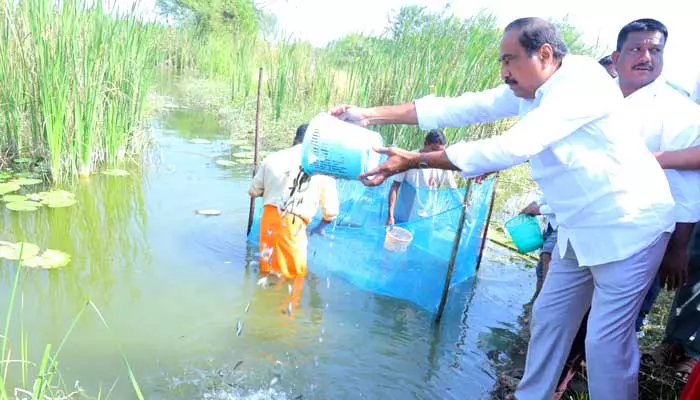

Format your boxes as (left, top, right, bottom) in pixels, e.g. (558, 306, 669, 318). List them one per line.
(0, 0, 160, 181)
(156, 0, 259, 36)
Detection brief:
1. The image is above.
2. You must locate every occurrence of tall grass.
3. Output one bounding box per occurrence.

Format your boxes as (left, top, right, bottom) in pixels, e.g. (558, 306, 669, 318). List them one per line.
(0, 0, 161, 182)
(0, 245, 144, 400)
(163, 12, 513, 151)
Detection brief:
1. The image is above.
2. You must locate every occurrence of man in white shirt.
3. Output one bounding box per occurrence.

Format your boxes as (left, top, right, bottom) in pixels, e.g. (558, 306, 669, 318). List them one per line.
(609, 19, 700, 379)
(522, 55, 619, 303)
(387, 129, 457, 225)
(331, 17, 675, 400)
(559, 18, 700, 388)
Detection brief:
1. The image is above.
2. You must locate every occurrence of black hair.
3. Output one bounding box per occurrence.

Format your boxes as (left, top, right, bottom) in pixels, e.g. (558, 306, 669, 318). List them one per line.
(504, 17, 569, 59)
(598, 55, 613, 66)
(424, 129, 446, 145)
(616, 18, 668, 52)
(293, 124, 308, 145)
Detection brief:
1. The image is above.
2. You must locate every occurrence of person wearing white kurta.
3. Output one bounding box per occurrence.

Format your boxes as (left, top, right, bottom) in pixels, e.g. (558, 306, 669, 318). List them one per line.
(609, 19, 700, 379)
(331, 18, 675, 400)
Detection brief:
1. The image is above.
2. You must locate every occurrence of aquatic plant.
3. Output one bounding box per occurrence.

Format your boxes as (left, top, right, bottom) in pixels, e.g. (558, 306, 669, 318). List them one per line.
(0, 0, 161, 181)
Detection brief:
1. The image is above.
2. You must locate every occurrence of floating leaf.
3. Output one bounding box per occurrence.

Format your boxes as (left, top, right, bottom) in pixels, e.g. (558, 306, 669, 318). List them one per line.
(238, 145, 254, 151)
(215, 159, 236, 167)
(232, 151, 255, 159)
(190, 138, 211, 144)
(196, 209, 221, 216)
(14, 172, 41, 179)
(6, 200, 41, 212)
(0, 182, 20, 195)
(0, 242, 41, 260)
(101, 169, 130, 176)
(0, 171, 12, 181)
(22, 249, 71, 269)
(2, 194, 27, 203)
(44, 198, 77, 208)
(11, 178, 42, 186)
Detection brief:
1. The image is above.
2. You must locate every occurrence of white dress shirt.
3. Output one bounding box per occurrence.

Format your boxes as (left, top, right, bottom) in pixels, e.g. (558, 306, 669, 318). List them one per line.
(414, 54, 675, 267)
(624, 78, 700, 223)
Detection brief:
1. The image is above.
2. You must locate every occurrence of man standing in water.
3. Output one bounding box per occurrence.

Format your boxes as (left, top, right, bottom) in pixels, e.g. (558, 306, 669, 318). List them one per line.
(386, 129, 457, 226)
(331, 17, 675, 400)
(248, 124, 340, 279)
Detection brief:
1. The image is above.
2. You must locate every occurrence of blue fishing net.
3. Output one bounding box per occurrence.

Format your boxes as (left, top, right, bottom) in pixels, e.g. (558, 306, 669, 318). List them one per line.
(247, 176, 496, 313)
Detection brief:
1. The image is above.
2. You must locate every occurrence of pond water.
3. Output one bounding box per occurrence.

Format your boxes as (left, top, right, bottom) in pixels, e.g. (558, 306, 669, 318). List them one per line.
(0, 81, 536, 399)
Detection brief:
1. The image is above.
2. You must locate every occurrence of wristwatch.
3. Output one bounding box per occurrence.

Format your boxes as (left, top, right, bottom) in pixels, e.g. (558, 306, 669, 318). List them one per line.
(418, 152, 429, 169)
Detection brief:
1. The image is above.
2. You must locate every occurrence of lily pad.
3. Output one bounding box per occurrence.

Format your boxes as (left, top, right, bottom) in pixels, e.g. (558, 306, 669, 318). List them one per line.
(0, 182, 20, 195)
(232, 151, 255, 159)
(6, 200, 41, 212)
(44, 198, 77, 208)
(238, 145, 254, 151)
(11, 178, 42, 186)
(14, 172, 41, 179)
(2, 194, 27, 203)
(101, 169, 130, 176)
(0, 171, 12, 181)
(190, 138, 211, 144)
(0, 242, 41, 260)
(215, 159, 237, 167)
(22, 249, 71, 269)
(196, 209, 222, 216)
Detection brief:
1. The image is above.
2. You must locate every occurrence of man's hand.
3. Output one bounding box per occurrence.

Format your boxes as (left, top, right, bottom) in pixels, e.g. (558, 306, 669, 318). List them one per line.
(329, 104, 374, 127)
(386, 216, 395, 226)
(309, 225, 326, 237)
(358, 146, 418, 186)
(659, 246, 688, 291)
(659, 223, 694, 291)
(520, 201, 541, 216)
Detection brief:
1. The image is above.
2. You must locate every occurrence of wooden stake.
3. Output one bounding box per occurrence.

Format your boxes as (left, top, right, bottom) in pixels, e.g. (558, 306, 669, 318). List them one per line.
(247, 67, 264, 236)
(475, 175, 498, 271)
(435, 178, 474, 324)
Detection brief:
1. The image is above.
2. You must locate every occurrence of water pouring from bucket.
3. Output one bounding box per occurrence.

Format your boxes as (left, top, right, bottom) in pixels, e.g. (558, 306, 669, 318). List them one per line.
(300, 113, 387, 181)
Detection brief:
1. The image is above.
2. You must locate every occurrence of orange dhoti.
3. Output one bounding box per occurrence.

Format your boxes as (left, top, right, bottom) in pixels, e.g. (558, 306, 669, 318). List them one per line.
(259, 205, 310, 279)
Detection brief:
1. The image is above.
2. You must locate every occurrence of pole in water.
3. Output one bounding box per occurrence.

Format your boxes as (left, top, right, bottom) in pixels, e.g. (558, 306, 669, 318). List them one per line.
(435, 178, 473, 324)
(247, 67, 264, 236)
(475, 175, 498, 271)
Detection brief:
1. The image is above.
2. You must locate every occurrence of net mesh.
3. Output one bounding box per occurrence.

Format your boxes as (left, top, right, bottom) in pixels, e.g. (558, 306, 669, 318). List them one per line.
(247, 175, 497, 312)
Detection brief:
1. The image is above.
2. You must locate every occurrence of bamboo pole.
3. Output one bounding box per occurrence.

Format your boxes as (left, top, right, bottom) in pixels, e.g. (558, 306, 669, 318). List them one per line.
(435, 178, 474, 324)
(247, 67, 264, 236)
(475, 175, 499, 271)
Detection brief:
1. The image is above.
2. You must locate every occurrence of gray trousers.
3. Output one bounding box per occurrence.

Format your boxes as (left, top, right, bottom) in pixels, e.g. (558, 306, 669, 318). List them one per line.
(515, 232, 670, 400)
(664, 224, 700, 355)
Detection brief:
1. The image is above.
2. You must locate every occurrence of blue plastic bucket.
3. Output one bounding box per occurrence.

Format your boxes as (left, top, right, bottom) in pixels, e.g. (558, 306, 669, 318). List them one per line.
(301, 113, 384, 180)
(504, 214, 544, 254)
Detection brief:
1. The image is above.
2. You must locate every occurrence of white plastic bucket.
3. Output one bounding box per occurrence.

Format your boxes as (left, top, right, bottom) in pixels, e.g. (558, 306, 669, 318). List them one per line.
(301, 113, 384, 180)
(384, 226, 413, 253)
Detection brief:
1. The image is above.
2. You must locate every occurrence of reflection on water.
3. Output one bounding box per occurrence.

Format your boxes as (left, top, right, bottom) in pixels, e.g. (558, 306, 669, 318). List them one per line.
(0, 79, 538, 399)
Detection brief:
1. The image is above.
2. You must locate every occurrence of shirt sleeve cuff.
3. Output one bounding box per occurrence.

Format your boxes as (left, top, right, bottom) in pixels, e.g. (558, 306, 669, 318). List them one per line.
(444, 141, 481, 178)
(414, 95, 441, 131)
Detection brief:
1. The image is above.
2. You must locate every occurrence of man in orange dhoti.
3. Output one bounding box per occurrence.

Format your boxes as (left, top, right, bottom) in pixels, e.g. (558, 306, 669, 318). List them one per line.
(248, 124, 340, 279)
